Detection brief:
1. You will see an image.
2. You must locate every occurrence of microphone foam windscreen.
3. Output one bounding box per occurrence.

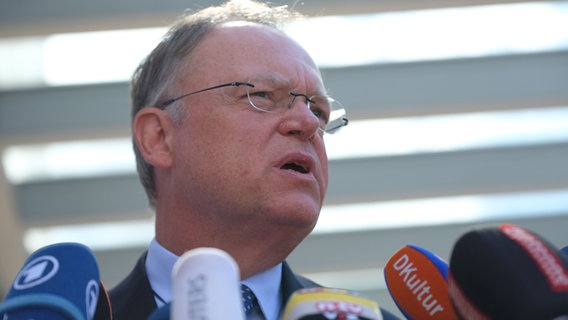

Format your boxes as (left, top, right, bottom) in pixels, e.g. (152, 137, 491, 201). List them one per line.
(384, 245, 456, 320)
(0, 242, 103, 320)
(282, 287, 382, 320)
(448, 223, 568, 320)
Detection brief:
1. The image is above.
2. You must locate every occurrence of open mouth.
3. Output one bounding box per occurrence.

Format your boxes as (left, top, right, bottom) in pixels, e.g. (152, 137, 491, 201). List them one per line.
(280, 162, 309, 174)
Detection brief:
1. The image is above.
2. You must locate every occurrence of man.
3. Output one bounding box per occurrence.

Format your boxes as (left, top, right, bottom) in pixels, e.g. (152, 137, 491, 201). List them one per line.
(107, 0, 398, 319)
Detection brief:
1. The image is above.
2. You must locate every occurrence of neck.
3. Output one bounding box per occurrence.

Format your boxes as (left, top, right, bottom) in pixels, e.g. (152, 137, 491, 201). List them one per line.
(155, 212, 311, 279)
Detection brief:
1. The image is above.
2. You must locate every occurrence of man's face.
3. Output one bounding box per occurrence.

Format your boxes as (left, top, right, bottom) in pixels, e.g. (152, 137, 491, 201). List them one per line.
(167, 24, 329, 234)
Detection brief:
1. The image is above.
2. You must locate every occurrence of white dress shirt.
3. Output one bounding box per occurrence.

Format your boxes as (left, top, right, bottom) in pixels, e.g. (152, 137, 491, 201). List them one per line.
(145, 238, 283, 320)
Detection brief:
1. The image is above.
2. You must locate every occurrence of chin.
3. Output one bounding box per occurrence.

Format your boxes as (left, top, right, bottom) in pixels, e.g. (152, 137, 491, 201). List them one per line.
(271, 205, 320, 229)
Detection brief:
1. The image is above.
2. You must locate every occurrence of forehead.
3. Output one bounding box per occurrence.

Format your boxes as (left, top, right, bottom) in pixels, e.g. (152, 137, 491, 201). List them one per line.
(186, 23, 323, 88)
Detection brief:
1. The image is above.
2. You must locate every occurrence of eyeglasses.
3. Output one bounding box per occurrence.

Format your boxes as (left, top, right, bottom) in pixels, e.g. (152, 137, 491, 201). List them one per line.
(156, 81, 348, 134)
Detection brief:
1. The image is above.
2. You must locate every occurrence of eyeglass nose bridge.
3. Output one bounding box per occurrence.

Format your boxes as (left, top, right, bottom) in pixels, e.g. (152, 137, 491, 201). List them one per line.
(287, 92, 315, 110)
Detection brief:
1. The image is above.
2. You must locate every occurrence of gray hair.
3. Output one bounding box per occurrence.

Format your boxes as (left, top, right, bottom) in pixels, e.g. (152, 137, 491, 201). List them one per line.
(131, 0, 302, 208)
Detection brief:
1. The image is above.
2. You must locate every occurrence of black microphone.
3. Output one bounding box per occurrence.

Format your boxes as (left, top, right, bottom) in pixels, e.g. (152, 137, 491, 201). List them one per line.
(0, 242, 111, 320)
(448, 223, 568, 320)
(383, 244, 457, 320)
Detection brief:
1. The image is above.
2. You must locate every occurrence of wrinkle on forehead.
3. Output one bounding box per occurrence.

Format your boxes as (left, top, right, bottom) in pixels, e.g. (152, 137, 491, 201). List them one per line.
(247, 73, 328, 97)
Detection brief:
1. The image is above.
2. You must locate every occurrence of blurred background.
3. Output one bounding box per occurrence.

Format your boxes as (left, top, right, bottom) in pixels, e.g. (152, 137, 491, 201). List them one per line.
(1, 0, 568, 317)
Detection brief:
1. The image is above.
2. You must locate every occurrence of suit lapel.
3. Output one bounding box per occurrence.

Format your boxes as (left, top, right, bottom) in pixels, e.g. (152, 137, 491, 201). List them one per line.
(108, 252, 157, 320)
(280, 261, 321, 306)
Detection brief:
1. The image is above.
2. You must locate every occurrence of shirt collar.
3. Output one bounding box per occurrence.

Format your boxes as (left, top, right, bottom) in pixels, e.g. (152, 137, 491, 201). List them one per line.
(145, 238, 283, 319)
(145, 238, 177, 307)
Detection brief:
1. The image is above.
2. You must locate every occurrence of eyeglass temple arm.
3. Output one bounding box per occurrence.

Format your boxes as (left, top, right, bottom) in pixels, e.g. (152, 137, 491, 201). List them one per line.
(156, 81, 254, 108)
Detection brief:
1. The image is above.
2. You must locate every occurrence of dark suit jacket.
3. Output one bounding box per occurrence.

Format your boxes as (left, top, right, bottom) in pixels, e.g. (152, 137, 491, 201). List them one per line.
(105, 252, 400, 319)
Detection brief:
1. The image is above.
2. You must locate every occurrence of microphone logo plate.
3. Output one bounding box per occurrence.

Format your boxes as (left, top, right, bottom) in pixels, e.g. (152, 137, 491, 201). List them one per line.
(86, 279, 100, 318)
(13, 255, 59, 290)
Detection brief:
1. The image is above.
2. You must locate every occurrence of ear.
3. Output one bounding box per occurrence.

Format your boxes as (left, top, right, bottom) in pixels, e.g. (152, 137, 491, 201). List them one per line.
(133, 107, 174, 169)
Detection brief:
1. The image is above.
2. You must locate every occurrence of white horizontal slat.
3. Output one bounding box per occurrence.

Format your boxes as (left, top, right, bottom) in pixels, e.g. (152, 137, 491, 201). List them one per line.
(0, 0, 536, 37)
(2, 51, 567, 141)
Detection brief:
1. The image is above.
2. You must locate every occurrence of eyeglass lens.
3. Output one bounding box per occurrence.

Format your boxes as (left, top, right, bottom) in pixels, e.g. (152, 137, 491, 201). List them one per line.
(244, 80, 347, 134)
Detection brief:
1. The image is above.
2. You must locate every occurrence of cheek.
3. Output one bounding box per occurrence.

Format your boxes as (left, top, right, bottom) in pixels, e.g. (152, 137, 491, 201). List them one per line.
(170, 117, 224, 172)
(317, 144, 330, 199)
(321, 159, 329, 184)
(181, 120, 255, 174)
(318, 141, 329, 177)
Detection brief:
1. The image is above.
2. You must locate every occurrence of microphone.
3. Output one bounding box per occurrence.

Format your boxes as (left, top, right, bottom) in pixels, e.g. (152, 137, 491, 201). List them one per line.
(448, 223, 568, 320)
(94, 281, 112, 320)
(169, 247, 244, 320)
(282, 287, 383, 320)
(383, 244, 456, 320)
(0, 242, 111, 320)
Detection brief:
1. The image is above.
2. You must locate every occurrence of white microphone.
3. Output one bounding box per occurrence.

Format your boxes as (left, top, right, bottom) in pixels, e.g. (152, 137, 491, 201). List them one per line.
(171, 247, 244, 320)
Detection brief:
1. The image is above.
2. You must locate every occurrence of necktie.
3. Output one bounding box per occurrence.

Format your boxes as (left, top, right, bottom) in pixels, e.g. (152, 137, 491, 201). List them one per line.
(241, 284, 262, 318)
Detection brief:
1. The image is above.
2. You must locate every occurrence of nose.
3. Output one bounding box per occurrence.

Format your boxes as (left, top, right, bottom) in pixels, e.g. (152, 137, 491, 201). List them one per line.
(277, 93, 321, 140)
